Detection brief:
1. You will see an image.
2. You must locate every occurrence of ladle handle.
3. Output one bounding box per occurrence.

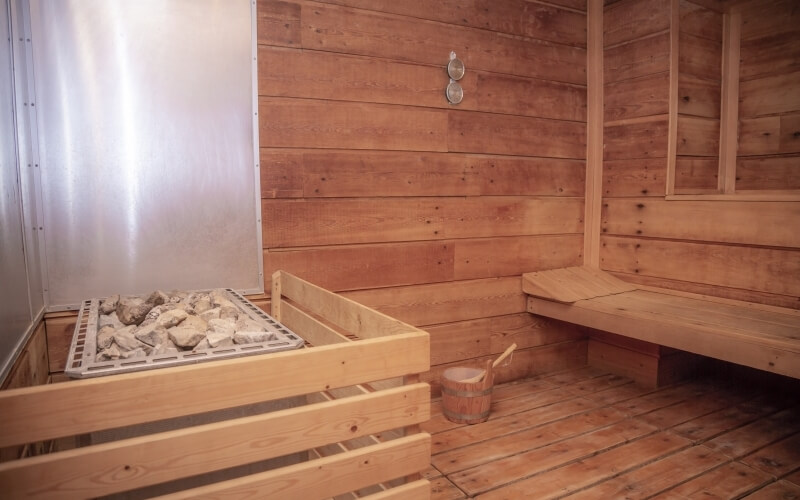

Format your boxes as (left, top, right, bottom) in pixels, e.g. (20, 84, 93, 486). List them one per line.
(492, 343, 517, 369)
(459, 343, 517, 384)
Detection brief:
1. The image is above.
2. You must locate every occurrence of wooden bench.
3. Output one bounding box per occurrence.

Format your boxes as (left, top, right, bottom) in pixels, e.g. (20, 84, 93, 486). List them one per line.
(523, 267, 800, 380)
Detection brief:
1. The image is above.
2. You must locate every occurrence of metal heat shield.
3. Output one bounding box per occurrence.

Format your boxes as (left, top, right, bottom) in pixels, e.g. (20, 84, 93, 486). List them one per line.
(29, 0, 263, 309)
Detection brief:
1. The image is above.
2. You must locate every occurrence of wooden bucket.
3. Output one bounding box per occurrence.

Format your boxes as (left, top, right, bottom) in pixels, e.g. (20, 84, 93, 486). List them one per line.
(440, 360, 494, 424)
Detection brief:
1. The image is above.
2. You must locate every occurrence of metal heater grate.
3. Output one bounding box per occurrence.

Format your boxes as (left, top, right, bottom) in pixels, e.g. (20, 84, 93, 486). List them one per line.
(65, 289, 304, 378)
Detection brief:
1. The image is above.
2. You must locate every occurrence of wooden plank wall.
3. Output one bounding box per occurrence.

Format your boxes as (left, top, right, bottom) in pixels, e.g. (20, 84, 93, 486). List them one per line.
(600, 0, 800, 310)
(258, 0, 590, 391)
(674, 0, 722, 191)
(736, 0, 800, 190)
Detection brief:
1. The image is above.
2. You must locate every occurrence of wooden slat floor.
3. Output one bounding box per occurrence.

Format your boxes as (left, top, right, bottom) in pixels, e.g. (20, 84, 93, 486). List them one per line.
(422, 366, 800, 499)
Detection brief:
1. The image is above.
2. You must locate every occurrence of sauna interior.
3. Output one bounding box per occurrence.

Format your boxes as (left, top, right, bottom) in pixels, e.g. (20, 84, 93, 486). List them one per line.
(1, 0, 799, 498)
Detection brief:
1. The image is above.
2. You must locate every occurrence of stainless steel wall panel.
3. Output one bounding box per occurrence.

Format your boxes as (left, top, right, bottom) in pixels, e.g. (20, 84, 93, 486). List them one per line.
(30, 0, 261, 308)
(0, 0, 33, 379)
(11, 0, 44, 318)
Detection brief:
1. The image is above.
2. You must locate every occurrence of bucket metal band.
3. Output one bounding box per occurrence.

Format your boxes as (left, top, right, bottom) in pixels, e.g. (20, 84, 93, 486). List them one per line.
(441, 386, 493, 398)
(443, 408, 491, 421)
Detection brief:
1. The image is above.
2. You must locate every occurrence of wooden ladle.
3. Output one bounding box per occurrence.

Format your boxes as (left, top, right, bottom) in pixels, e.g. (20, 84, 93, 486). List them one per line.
(460, 343, 517, 384)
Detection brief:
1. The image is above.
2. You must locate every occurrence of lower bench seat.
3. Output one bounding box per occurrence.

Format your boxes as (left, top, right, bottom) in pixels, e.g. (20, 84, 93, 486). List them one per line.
(523, 267, 800, 379)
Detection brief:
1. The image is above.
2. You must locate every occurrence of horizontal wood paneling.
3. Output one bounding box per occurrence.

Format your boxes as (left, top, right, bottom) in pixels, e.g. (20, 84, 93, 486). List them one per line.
(474, 73, 587, 122)
(261, 150, 586, 198)
(676, 116, 719, 156)
(739, 71, 800, 118)
(602, 199, 800, 248)
(313, 0, 588, 47)
(600, 236, 800, 297)
(605, 32, 670, 83)
(602, 159, 667, 197)
(258, 45, 445, 108)
(674, 157, 718, 190)
(343, 277, 527, 327)
(678, 32, 721, 82)
(426, 313, 586, 366)
(263, 234, 583, 292)
(739, 0, 800, 41)
(258, 46, 588, 122)
(447, 111, 586, 158)
(258, 0, 302, 47)
(739, 34, 800, 82)
(255, 0, 588, 390)
(736, 156, 800, 191)
(678, 76, 720, 118)
(604, 72, 669, 121)
(738, 116, 780, 155)
(259, 97, 447, 151)
(603, 0, 669, 47)
(679, 0, 722, 41)
(604, 118, 669, 160)
(738, 113, 800, 156)
(265, 242, 455, 292)
(262, 197, 584, 247)
(297, 1, 587, 84)
(453, 235, 584, 280)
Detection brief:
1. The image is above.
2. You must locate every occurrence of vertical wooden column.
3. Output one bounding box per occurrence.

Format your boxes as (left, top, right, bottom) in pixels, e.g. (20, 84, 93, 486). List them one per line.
(718, 8, 741, 194)
(665, 0, 680, 196)
(584, 0, 603, 268)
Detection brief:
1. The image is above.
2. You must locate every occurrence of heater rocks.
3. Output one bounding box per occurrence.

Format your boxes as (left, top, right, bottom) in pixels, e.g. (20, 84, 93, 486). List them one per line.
(65, 288, 304, 378)
(93, 289, 270, 361)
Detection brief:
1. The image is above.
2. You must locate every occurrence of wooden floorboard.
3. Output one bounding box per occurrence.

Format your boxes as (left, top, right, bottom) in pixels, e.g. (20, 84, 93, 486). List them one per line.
(430, 367, 800, 499)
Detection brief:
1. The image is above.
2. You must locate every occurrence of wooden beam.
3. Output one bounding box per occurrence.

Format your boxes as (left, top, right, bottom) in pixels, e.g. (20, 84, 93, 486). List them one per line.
(584, 0, 603, 268)
(153, 434, 431, 500)
(666, 0, 680, 195)
(0, 385, 430, 499)
(718, 8, 742, 194)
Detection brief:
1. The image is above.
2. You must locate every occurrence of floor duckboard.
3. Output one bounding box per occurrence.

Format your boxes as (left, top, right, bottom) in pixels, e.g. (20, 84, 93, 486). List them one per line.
(426, 367, 800, 499)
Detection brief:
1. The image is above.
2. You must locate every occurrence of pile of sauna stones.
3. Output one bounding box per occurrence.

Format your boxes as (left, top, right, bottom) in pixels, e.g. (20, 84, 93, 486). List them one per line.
(94, 289, 275, 362)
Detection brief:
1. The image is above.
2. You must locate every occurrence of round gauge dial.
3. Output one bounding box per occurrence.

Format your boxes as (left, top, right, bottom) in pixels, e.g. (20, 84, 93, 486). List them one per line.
(446, 81, 463, 104)
(447, 58, 465, 81)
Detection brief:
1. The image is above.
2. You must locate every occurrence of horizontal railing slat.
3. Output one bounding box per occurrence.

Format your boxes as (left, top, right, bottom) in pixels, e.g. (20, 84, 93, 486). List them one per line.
(279, 271, 419, 339)
(0, 332, 429, 447)
(360, 480, 432, 500)
(0, 384, 430, 499)
(154, 434, 431, 500)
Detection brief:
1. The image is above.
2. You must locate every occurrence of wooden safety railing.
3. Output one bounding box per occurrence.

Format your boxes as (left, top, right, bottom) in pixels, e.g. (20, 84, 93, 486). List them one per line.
(0, 271, 431, 499)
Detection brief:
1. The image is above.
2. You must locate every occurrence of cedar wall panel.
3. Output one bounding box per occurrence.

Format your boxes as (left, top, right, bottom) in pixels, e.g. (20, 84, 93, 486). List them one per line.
(602, 0, 671, 199)
(737, 1, 800, 189)
(674, 1, 721, 191)
(258, 0, 588, 383)
(601, 0, 800, 309)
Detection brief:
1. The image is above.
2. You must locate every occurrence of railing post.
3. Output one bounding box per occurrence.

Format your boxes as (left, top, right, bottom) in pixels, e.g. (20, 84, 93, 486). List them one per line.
(271, 270, 282, 322)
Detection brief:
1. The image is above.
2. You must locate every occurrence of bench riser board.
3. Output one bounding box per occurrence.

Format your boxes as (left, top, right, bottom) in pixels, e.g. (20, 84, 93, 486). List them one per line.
(529, 295, 800, 379)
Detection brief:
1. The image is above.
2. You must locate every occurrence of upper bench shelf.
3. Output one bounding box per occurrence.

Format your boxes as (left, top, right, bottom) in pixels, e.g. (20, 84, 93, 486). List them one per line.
(523, 267, 800, 379)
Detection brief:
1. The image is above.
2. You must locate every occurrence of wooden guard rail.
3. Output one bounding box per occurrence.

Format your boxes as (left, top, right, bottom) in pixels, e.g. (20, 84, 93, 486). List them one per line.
(0, 271, 432, 499)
